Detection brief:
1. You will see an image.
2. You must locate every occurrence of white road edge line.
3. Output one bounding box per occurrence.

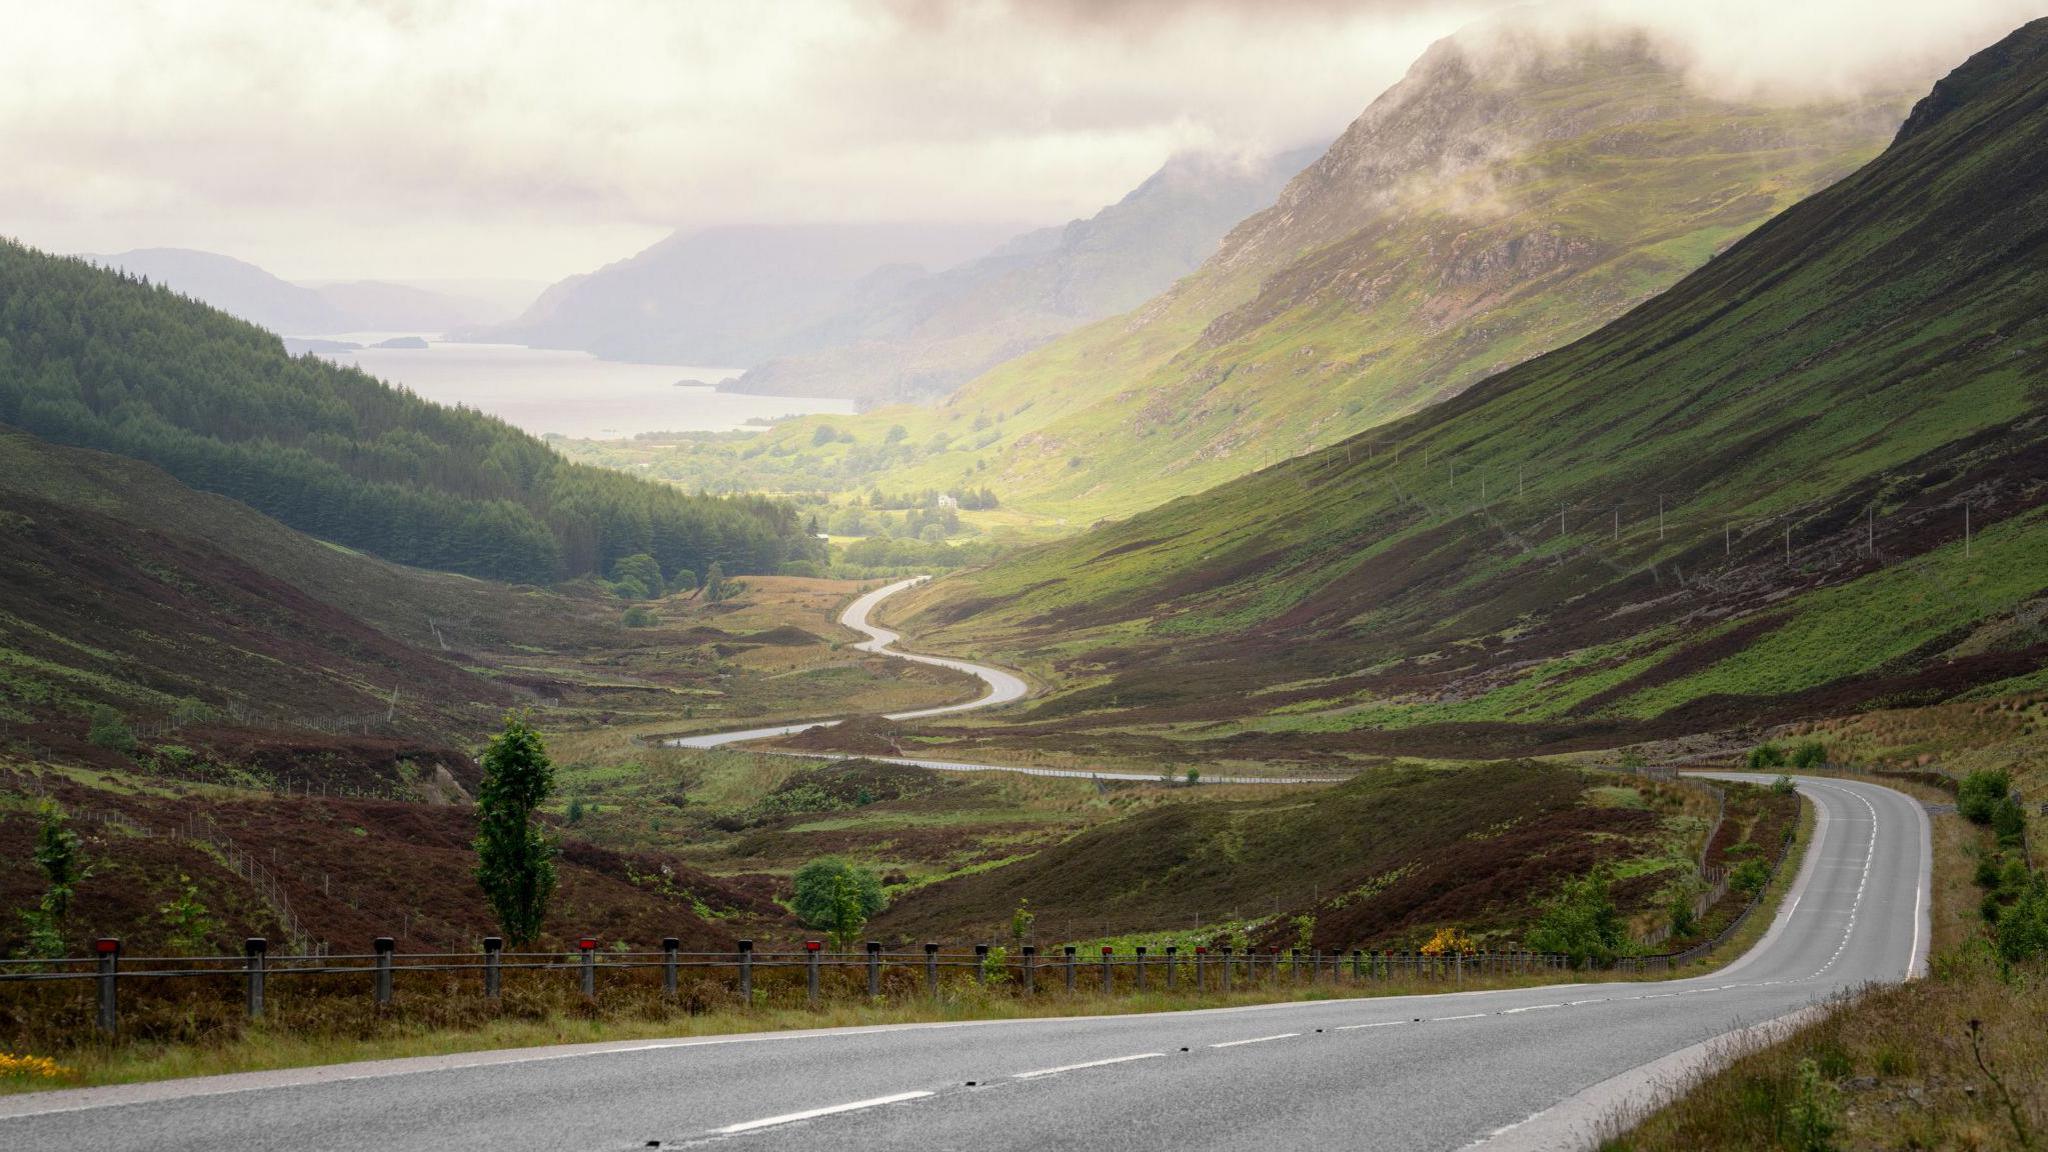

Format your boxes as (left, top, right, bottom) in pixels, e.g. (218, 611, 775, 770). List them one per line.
(1011, 1052, 1164, 1079)
(1209, 1033, 1300, 1048)
(714, 1091, 935, 1134)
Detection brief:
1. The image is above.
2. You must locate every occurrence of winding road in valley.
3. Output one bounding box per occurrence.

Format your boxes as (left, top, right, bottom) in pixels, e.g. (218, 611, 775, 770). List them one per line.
(670, 577, 1338, 785)
(0, 774, 1932, 1151)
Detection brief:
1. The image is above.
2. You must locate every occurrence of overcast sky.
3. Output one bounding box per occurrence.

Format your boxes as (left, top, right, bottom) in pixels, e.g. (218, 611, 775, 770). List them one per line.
(3, 0, 2040, 283)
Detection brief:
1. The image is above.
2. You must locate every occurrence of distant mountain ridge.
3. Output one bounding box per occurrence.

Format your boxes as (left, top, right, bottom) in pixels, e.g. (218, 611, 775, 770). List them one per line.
(82, 248, 509, 334)
(890, 17, 2048, 762)
(724, 147, 1323, 407)
(712, 20, 1908, 518)
(463, 222, 1021, 369)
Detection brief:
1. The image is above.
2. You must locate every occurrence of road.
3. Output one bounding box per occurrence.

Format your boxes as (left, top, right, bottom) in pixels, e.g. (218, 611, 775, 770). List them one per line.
(669, 577, 1027, 750)
(0, 774, 1930, 1152)
(669, 578, 1340, 785)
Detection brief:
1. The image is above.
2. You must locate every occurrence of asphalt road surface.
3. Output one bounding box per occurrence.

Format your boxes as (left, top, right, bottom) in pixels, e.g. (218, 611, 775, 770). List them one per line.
(670, 577, 1027, 750)
(0, 774, 1930, 1152)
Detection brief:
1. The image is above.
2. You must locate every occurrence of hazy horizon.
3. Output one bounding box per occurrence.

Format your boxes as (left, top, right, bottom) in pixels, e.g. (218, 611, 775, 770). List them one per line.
(5, 0, 2041, 284)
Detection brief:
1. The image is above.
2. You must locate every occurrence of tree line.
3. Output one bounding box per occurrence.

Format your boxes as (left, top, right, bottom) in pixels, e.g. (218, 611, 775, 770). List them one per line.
(0, 242, 821, 584)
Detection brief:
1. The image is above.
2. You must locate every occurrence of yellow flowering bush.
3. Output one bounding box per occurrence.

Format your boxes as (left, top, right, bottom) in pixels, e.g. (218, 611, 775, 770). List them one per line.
(1419, 927, 1475, 956)
(0, 1052, 74, 1080)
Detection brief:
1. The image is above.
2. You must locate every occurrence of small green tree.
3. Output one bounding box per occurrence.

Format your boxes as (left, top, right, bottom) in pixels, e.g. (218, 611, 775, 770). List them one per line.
(1746, 743, 1787, 770)
(1772, 775, 1798, 796)
(791, 857, 885, 950)
(608, 553, 664, 600)
(86, 704, 135, 753)
(1010, 898, 1035, 948)
(1185, 767, 1201, 786)
(1526, 868, 1626, 967)
(159, 875, 218, 956)
(473, 712, 558, 946)
(15, 804, 85, 959)
(566, 796, 585, 824)
(702, 561, 728, 602)
(621, 605, 658, 628)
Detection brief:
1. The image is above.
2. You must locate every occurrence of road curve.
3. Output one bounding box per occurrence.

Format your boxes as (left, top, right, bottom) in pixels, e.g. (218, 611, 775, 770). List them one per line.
(669, 577, 1027, 750)
(669, 579, 1342, 785)
(0, 775, 1931, 1152)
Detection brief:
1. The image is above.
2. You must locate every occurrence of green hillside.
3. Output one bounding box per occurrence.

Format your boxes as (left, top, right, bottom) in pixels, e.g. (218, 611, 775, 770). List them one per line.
(628, 28, 1903, 526)
(885, 19, 2048, 764)
(0, 241, 818, 584)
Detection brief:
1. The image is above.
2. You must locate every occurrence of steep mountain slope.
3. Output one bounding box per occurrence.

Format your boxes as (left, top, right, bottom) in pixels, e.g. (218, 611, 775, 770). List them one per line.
(707, 25, 1905, 520)
(0, 242, 817, 583)
(467, 223, 1016, 367)
(726, 148, 1321, 407)
(885, 18, 2048, 765)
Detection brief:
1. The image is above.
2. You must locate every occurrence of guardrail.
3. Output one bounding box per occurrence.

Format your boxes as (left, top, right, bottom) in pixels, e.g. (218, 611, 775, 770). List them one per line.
(1, 938, 1572, 1037)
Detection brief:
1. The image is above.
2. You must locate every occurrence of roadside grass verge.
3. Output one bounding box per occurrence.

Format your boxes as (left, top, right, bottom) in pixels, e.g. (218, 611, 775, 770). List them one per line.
(2, 966, 1592, 1094)
(0, 787, 1817, 1096)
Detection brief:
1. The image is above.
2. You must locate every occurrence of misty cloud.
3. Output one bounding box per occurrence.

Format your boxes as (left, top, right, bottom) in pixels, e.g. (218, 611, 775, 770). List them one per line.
(1, 1, 2037, 280)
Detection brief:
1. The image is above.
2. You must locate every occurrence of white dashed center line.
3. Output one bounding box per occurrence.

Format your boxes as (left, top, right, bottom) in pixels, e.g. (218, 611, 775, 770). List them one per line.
(1209, 1033, 1300, 1048)
(1011, 1053, 1164, 1079)
(1336, 1021, 1410, 1030)
(1433, 1013, 1487, 1022)
(1499, 1003, 1560, 1014)
(714, 1091, 934, 1134)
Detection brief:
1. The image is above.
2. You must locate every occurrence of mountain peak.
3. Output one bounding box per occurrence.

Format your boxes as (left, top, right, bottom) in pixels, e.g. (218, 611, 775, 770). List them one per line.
(1896, 16, 2048, 142)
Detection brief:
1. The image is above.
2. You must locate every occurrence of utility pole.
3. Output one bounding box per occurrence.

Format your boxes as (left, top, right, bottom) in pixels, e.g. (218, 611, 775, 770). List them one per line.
(1518, 464, 1524, 497)
(1784, 526, 1791, 565)
(1725, 522, 1731, 557)
(1560, 508, 1567, 538)
(1965, 502, 1972, 557)
(1867, 504, 1874, 557)
(1613, 507, 1619, 541)
(1657, 496, 1665, 542)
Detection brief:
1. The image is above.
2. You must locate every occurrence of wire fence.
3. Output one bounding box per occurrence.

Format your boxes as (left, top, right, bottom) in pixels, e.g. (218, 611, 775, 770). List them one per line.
(3, 937, 1586, 1038)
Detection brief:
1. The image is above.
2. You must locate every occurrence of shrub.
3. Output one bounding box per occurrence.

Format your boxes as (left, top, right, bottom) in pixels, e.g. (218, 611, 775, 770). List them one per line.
(1185, 768, 1201, 785)
(1731, 858, 1772, 894)
(86, 704, 135, 753)
(1772, 775, 1798, 796)
(1747, 743, 1787, 770)
(1990, 796, 2027, 847)
(621, 605, 658, 628)
(1790, 741, 1828, 769)
(1526, 868, 1626, 967)
(1996, 874, 2048, 963)
(159, 875, 218, 956)
(1959, 769, 2011, 824)
(778, 560, 821, 578)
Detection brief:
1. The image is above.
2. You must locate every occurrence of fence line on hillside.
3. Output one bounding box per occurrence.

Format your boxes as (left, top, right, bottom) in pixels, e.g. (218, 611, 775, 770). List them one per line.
(62, 807, 324, 956)
(0, 938, 1576, 1037)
